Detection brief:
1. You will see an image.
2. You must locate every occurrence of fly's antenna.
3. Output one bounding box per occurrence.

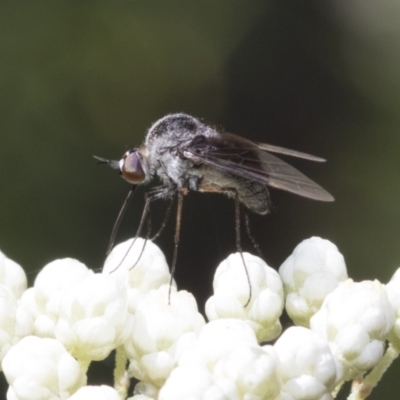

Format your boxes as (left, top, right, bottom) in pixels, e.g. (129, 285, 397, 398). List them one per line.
(93, 155, 120, 169)
(107, 186, 137, 255)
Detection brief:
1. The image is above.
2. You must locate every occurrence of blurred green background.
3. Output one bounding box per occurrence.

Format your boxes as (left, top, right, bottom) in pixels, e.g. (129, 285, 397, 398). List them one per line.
(1, 1, 400, 398)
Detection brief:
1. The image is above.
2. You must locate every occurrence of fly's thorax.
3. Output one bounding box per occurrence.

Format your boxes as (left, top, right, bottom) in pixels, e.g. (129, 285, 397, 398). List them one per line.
(153, 147, 198, 186)
(143, 113, 218, 187)
(145, 113, 206, 148)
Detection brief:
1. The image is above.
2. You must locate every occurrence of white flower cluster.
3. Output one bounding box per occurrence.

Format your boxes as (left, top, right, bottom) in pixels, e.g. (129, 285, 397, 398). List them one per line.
(0, 236, 399, 400)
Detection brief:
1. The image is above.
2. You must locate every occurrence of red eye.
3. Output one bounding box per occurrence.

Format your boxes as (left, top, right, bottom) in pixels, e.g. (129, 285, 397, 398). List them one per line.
(120, 151, 145, 184)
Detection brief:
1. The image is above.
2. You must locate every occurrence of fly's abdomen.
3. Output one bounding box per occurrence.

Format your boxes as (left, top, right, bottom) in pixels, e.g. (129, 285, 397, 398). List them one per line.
(236, 177, 270, 215)
(202, 168, 270, 215)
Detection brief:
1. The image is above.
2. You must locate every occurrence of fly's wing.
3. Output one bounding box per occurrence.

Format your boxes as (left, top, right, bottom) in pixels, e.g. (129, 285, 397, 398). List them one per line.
(255, 143, 325, 162)
(183, 132, 334, 202)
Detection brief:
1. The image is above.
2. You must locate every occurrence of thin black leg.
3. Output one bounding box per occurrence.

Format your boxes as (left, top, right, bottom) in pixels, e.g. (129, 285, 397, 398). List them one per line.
(150, 197, 175, 241)
(234, 191, 252, 308)
(244, 209, 264, 259)
(168, 190, 184, 304)
(109, 186, 173, 273)
(107, 185, 137, 255)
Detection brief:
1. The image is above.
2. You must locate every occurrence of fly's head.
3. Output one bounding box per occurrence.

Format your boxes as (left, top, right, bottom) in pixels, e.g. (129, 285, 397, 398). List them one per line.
(118, 148, 150, 185)
(93, 146, 150, 186)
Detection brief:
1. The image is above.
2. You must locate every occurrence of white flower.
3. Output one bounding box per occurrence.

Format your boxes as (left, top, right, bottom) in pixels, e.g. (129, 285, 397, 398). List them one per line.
(126, 285, 205, 387)
(0, 250, 27, 299)
(129, 396, 155, 400)
(206, 252, 284, 342)
(167, 320, 280, 399)
(0, 251, 28, 299)
(55, 273, 134, 362)
(129, 395, 155, 400)
(0, 282, 32, 367)
(2, 336, 85, 400)
(68, 385, 120, 400)
(274, 326, 343, 400)
(213, 344, 281, 399)
(21, 258, 92, 338)
(132, 381, 159, 399)
(159, 365, 239, 400)
(279, 237, 347, 327)
(179, 319, 258, 369)
(310, 279, 394, 380)
(0, 284, 32, 366)
(385, 268, 400, 349)
(103, 238, 174, 314)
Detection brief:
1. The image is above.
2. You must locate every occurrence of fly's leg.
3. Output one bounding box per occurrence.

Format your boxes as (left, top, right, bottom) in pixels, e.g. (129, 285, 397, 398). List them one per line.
(128, 206, 152, 272)
(233, 190, 252, 308)
(168, 190, 184, 304)
(199, 185, 253, 308)
(107, 185, 137, 255)
(150, 197, 174, 241)
(109, 185, 175, 273)
(244, 209, 264, 259)
(130, 193, 175, 271)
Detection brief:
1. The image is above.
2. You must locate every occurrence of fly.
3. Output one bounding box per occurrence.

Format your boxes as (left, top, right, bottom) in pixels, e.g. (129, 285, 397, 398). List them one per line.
(94, 113, 334, 305)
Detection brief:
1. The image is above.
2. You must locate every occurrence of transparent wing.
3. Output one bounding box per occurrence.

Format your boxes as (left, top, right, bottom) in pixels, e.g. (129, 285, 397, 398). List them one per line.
(255, 142, 325, 162)
(183, 132, 334, 202)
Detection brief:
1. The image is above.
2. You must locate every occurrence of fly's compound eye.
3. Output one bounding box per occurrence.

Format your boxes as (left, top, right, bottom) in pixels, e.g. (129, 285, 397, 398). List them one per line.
(119, 151, 145, 184)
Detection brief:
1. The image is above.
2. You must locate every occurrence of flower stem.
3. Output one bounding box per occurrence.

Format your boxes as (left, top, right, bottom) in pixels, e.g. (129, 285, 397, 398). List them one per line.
(114, 345, 129, 399)
(348, 343, 400, 400)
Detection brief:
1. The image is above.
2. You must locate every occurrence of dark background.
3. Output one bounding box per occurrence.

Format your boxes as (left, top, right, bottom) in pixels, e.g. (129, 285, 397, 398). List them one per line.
(1, 1, 400, 398)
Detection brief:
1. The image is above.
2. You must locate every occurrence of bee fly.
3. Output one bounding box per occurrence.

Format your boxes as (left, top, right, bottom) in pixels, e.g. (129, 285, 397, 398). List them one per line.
(94, 113, 333, 304)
